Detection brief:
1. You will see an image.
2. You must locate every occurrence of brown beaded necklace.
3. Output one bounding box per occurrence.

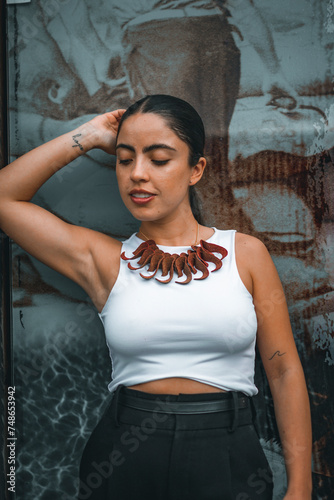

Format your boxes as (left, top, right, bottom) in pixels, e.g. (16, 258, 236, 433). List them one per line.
(121, 223, 228, 285)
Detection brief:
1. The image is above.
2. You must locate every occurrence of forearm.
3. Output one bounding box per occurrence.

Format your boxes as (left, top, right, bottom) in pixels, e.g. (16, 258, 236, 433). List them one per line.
(269, 367, 312, 496)
(0, 121, 98, 203)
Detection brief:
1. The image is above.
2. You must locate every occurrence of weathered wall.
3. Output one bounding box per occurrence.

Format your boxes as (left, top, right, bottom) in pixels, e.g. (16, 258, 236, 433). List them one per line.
(4, 0, 334, 498)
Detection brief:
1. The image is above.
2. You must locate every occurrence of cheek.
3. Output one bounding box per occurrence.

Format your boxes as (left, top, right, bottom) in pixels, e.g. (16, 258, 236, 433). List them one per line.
(159, 164, 191, 185)
(161, 181, 190, 209)
(164, 170, 191, 196)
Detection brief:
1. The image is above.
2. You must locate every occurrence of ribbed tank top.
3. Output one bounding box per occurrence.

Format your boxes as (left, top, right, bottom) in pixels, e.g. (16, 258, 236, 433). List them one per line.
(98, 228, 258, 396)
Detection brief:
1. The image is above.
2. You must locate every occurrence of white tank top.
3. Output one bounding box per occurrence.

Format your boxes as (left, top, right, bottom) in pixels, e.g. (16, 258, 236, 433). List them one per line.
(98, 228, 258, 396)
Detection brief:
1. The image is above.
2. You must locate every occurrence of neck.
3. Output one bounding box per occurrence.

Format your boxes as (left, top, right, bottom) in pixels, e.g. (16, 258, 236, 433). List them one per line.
(138, 216, 200, 246)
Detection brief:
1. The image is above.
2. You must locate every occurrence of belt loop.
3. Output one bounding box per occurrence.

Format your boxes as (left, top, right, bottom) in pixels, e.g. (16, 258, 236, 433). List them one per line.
(228, 392, 239, 433)
(111, 384, 124, 428)
(249, 395, 260, 436)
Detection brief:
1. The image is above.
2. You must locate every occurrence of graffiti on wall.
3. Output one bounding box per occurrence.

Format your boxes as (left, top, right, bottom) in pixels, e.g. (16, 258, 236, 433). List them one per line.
(6, 0, 334, 498)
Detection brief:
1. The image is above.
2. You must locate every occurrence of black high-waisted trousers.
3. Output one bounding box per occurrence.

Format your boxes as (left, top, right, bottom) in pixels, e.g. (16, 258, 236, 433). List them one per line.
(78, 385, 273, 500)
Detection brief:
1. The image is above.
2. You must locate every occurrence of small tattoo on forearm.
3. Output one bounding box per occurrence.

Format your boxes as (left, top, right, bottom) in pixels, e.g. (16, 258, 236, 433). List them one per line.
(269, 350, 286, 360)
(72, 133, 84, 151)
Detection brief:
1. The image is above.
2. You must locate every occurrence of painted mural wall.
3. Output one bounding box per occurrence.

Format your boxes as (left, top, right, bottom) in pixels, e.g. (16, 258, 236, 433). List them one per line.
(5, 0, 334, 498)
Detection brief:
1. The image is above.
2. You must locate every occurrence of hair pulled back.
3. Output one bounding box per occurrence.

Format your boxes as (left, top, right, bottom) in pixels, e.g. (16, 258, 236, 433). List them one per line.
(116, 94, 205, 167)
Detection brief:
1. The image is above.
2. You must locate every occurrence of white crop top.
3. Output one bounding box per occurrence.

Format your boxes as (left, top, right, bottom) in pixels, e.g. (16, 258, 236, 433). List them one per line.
(98, 228, 259, 396)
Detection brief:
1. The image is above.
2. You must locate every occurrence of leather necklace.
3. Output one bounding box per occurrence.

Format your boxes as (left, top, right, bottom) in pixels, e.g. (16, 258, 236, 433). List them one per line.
(121, 223, 228, 285)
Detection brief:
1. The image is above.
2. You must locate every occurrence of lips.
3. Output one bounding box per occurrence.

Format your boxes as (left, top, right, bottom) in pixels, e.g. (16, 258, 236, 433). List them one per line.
(129, 189, 156, 205)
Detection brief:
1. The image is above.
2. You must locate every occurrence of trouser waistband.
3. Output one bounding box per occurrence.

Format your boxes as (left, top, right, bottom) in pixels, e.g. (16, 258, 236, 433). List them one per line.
(110, 385, 252, 433)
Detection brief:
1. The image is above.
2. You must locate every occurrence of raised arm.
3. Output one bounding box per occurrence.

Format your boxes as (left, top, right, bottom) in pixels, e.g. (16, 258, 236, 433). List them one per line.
(0, 109, 125, 310)
(236, 233, 312, 499)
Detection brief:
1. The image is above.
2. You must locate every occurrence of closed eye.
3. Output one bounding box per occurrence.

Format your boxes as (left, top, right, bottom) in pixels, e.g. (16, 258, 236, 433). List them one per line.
(152, 160, 169, 166)
(118, 159, 132, 165)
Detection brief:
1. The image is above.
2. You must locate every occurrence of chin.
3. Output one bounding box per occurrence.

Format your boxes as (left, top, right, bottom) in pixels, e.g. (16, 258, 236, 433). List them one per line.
(125, 206, 156, 221)
(129, 208, 168, 223)
(133, 214, 163, 223)
(124, 199, 181, 223)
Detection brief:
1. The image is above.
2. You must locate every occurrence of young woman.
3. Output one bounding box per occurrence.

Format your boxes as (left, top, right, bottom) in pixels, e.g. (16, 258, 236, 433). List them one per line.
(0, 95, 312, 499)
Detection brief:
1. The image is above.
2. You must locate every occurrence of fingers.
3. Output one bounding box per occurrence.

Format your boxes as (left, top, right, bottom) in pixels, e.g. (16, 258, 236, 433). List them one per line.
(108, 109, 127, 122)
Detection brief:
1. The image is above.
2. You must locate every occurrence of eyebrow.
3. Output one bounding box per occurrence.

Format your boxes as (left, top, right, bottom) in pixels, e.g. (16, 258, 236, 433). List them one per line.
(143, 144, 177, 153)
(115, 143, 135, 152)
(115, 143, 177, 153)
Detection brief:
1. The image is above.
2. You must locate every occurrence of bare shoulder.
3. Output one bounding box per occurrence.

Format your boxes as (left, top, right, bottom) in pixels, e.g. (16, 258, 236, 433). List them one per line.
(233, 232, 267, 296)
(235, 231, 267, 250)
(73, 226, 123, 311)
(235, 232, 277, 283)
(236, 234, 285, 310)
(235, 232, 270, 262)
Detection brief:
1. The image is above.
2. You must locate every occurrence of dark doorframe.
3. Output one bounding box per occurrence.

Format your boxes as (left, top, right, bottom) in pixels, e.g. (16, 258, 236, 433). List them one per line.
(0, 2, 13, 498)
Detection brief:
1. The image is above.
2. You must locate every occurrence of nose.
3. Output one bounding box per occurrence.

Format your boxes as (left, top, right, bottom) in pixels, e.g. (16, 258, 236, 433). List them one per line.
(129, 158, 150, 182)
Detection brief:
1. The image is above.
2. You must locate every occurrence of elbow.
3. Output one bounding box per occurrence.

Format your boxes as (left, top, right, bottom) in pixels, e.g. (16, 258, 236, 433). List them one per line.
(269, 365, 309, 397)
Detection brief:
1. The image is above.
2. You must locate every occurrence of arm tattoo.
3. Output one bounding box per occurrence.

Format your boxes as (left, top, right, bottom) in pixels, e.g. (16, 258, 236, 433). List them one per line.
(72, 133, 84, 151)
(268, 350, 286, 360)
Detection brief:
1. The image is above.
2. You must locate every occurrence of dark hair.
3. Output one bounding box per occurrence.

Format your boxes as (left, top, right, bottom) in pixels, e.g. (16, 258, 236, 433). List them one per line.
(117, 94, 205, 165)
(116, 94, 205, 222)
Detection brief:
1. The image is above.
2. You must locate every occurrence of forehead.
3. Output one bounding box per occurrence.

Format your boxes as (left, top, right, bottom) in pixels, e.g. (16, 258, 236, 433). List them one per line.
(117, 112, 181, 144)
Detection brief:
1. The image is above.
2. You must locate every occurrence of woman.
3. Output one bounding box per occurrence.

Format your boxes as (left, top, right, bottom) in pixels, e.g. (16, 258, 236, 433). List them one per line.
(0, 95, 312, 499)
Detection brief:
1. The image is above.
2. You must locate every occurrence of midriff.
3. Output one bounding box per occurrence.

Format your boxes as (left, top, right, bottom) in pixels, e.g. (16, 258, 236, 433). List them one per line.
(127, 377, 227, 394)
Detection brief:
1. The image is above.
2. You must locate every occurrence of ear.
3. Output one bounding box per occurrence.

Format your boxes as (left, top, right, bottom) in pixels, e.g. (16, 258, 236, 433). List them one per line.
(189, 157, 206, 186)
